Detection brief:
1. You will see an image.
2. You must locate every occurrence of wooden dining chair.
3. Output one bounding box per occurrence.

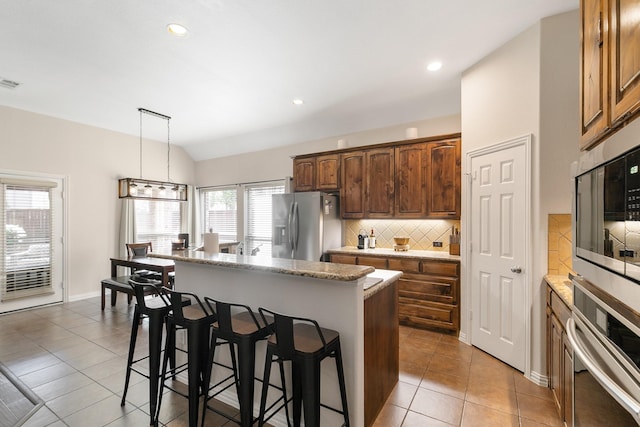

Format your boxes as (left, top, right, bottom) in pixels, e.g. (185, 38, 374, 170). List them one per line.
(126, 242, 152, 257)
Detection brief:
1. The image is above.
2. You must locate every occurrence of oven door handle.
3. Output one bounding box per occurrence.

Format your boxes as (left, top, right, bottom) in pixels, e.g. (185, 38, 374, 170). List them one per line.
(566, 317, 640, 421)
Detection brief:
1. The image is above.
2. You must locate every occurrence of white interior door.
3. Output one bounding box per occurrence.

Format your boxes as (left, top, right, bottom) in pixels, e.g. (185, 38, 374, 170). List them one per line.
(469, 136, 529, 372)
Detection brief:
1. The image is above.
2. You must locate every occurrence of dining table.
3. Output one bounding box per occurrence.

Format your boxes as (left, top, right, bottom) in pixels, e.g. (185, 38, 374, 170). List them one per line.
(109, 255, 175, 288)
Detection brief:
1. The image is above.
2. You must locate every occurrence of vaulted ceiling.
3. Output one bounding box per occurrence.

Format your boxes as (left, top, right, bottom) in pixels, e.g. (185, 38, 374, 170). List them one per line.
(0, 0, 577, 160)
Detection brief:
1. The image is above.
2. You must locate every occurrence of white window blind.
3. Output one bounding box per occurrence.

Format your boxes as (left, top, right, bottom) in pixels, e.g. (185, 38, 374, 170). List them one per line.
(245, 183, 284, 257)
(202, 187, 237, 241)
(134, 200, 181, 253)
(1, 180, 56, 300)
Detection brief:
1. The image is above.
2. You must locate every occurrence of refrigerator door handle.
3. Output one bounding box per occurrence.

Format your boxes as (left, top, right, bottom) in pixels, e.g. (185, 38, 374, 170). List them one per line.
(287, 202, 295, 257)
(292, 202, 299, 256)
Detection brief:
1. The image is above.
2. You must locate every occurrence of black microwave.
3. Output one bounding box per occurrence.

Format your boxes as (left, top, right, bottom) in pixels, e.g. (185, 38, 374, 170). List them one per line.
(576, 145, 640, 282)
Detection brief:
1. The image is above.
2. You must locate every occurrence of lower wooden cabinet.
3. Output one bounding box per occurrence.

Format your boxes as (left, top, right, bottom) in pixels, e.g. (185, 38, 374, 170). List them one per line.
(546, 283, 573, 425)
(329, 252, 460, 332)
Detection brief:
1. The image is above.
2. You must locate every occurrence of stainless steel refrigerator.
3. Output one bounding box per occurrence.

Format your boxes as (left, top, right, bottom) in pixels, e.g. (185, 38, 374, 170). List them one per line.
(272, 192, 341, 261)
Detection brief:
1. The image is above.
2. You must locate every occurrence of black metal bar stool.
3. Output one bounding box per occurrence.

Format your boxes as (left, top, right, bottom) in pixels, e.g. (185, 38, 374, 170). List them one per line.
(157, 288, 217, 427)
(200, 298, 280, 427)
(120, 278, 189, 426)
(257, 308, 350, 427)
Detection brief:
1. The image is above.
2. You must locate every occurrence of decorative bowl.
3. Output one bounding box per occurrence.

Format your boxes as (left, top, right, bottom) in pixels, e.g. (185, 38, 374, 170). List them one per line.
(393, 237, 410, 245)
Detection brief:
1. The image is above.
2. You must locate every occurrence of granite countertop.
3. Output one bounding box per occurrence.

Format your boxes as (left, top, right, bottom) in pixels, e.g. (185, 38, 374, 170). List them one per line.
(151, 250, 374, 282)
(544, 274, 573, 307)
(363, 269, 403, 300)
(327, 246, 461, 261)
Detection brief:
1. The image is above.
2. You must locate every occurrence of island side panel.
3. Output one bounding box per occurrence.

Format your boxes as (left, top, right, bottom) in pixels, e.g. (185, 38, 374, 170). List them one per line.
(364, 279, 399, 426)
(174, 260, 365, 427)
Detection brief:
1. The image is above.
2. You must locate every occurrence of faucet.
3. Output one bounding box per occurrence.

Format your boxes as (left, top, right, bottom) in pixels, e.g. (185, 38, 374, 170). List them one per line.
(250, 244, 263, 256)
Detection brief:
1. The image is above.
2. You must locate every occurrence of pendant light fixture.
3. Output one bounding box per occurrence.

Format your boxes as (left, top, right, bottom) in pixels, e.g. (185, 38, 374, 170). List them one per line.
(118, 108, 188, 201)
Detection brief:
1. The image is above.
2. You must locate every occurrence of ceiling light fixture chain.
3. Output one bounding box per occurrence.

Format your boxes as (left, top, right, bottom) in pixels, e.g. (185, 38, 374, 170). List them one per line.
(167, 114, 171, 183)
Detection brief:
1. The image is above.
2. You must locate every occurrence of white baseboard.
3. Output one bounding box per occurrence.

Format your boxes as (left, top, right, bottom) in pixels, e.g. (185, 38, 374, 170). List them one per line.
(527, 370, 549, 387)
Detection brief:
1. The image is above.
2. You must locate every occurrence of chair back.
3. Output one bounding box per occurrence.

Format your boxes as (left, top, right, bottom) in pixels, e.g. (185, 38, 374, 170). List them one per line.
(128, 277, 168, 312)
(126, 242, 152, 257)
(205, 297, 262, 335)
(162, 287, 212, 323)
(259, 308, 328, 360)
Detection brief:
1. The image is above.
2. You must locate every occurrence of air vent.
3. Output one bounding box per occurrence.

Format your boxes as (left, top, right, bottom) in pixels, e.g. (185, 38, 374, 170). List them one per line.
(0, 78, 20, 89)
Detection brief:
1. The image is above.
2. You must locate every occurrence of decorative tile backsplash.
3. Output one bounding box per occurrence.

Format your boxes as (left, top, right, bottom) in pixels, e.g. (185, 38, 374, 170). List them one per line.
(547, 214, 573, 276)
(344, 219, 461, 251)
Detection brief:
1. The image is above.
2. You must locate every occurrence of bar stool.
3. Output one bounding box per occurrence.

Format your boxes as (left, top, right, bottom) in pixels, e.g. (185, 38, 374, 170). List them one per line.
(257, 308, 350, 427)
(200, 298, 280, 427)
(120, 278, 189, 426)
(157, 288, 217, 427)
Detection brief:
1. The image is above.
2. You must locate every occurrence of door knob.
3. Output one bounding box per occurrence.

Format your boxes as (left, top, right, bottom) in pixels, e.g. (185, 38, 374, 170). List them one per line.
(510, 266, 522, 274)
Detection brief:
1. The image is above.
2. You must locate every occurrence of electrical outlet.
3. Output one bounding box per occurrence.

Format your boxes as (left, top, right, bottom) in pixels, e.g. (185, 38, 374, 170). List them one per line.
(620, 249, 635, 258)
(433, 241, 443, 247)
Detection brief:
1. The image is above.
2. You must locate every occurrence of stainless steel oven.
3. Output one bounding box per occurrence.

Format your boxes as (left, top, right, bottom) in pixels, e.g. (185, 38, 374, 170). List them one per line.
(566, 277, 640, 426)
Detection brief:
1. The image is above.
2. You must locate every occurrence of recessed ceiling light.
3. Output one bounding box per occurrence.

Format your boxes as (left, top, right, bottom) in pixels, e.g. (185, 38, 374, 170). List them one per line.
(427, 61, 442, 72)
(292, 99, 304, 106)
(167, 23, 188, 37)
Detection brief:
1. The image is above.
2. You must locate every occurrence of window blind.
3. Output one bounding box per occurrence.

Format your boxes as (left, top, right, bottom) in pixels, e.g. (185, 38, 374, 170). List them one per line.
(245, 183, 284, 257)
(134, 200, 181, 253)
(1, 181, 55, 300)
(201, 187, 237, 241)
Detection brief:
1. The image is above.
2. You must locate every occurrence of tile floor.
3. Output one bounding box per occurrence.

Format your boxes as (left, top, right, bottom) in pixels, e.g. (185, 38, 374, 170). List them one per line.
(0, 297, 562, 426)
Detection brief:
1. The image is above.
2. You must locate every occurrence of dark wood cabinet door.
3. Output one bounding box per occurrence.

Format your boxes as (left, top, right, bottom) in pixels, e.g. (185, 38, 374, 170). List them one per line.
(580, 0, 609, 149)
(610, 0, 640, 127)
(550, 312, 563, 416)
(366, 148, 394, 218)
(395, 143, 427, 218)
(315, 154, 340, 191)
(293, 157, 315, 191)
(341, 152, 366, 218)
(425, 139, 460, 218)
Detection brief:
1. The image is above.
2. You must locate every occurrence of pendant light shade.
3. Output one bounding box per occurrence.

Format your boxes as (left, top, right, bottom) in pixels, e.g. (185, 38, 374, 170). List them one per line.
(118, 108, 188, 202)
(118, 178, 187, 201)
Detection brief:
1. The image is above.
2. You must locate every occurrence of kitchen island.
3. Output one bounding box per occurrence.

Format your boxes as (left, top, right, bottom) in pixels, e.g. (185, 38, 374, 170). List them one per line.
(151, 250, 401, 427)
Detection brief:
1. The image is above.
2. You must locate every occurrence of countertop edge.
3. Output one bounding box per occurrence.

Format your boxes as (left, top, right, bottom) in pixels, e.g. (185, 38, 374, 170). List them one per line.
(150, 251, 375, 281)
(327, 246, 460, 261)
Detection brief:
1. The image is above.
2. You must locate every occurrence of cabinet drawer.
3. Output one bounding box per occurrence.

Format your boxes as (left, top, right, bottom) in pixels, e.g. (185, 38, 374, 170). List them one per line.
(398, 298, 457, 330)
(358, 256, 388, 269)
(421, 261, 459, 277)
(330, 254, 357, 265)
(398, 275, 456, 304)
(388, 258, 420, 273)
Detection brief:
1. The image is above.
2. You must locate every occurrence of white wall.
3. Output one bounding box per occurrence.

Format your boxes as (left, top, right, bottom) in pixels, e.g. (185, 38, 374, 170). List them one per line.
(461, 10, 579, 380)
(0, 106, 196, 300)
(195, 114, 461, 187)
(538, 10, 580, 376)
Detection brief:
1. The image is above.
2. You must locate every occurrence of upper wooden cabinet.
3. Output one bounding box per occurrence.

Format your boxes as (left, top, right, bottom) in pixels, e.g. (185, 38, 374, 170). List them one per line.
(580, 0, 609, 149)
(426, 139, 461, 218)
(315, 154, 340, 191)
(341, 151, 366, 218)
(293, 157, 315, 191)
(293, 154, 340, 192)
(365, 148, 395, 218)
(395, 143, 427, 218)
(609, 0, 640, 126)
(293, 133, 461, 219)
(580, 0, 640, 149)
